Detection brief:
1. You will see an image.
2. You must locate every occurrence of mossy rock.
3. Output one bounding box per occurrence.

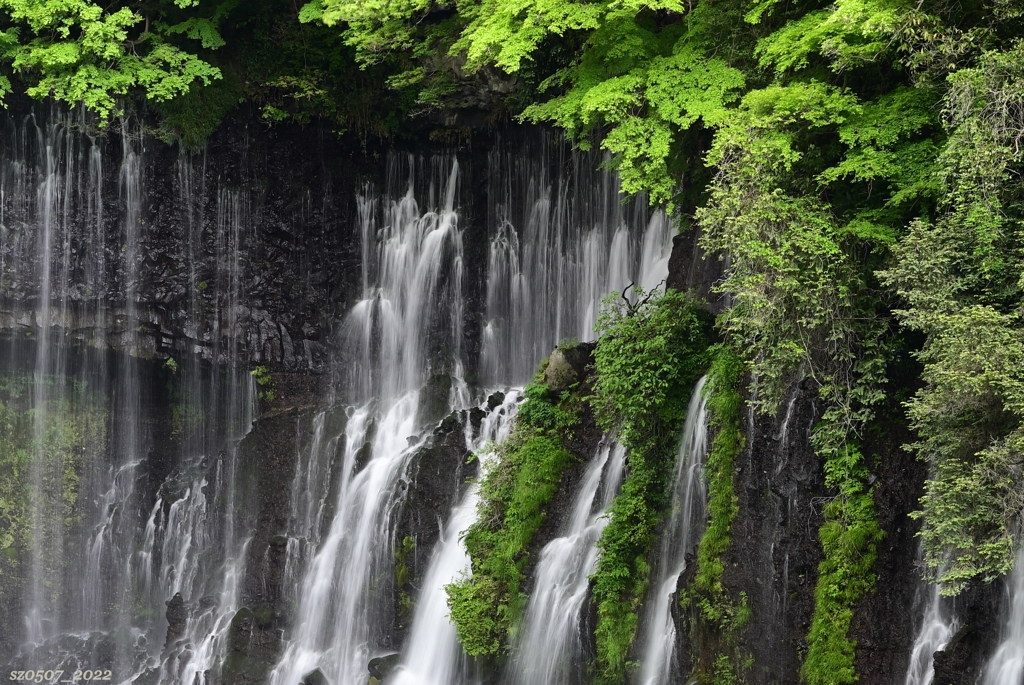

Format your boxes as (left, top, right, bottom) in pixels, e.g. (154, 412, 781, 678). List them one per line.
(544, 349, 578, 393)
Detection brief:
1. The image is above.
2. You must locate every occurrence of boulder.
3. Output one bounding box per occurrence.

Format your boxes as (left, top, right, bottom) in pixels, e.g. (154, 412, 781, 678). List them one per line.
(368, 653, 401, 680)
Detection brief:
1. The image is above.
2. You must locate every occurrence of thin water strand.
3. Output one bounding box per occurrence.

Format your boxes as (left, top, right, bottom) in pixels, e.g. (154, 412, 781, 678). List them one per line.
(904, 557, 957, 685)
(636, 376, 709, 685)
(982, 543, 1024, 685)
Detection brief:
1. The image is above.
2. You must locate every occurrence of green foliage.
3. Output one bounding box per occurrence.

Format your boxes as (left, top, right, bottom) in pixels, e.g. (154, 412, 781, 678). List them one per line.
(800, 443, 883, 685)
(590, 289, 713, 684)
(151, 74, 241, 150)
(446, 370, 577, 657)
(682, 345, 748, 683)
(251, 365, 276, 403)
(879, 42, 1024, 593)
(0, 0, 221, 118)
(592, 289, 714, 443)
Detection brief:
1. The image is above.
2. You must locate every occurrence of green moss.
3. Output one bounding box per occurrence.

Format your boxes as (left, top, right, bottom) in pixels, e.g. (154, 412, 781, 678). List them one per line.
(590, 289, 714, 685)
(445, 367, 579, 657)
(251, 365, 277, 403)
(681, 346, 748, 683)
(800, 442, 883, 685)
(395, 535, 416, 625)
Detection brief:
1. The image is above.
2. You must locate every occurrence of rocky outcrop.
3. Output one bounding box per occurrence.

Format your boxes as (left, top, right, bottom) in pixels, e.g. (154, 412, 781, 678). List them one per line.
(388, 409, 480, 647)
(930, 580, 1004, 685)
(219, 383, 323, 685)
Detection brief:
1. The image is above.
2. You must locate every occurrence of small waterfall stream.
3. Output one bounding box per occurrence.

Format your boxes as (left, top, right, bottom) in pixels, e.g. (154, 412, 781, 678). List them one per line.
(503, 439, 626, 685)
(982, 543, 1024, 685)
(903, 556, 956, 685)
(390, 390, 522, 685)
(635, 377, 709, 685)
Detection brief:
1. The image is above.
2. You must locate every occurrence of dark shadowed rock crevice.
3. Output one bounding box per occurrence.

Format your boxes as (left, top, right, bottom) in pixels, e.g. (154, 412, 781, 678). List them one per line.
(720, 379, 828, 684)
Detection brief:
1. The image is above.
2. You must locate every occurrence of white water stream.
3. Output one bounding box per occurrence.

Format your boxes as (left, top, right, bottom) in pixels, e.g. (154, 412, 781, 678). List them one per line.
(982, 543, 1024, 685)
(903, 559, 957, 685)
(503, 439, 626, 685)
(635, 377, 709, 685)
(271, 157, 466, 685)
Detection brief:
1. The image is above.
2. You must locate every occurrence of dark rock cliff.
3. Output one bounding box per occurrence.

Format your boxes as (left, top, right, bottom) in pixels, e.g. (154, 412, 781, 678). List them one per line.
(723, 379, 829, 683)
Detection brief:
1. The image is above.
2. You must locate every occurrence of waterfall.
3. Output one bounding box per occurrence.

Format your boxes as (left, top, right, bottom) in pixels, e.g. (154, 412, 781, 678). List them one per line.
(479, 135, 674, 385)
(270, 156, 466, 685)
(384, 138, 674, 685)
(1, 109, 255, 681)
(390, 390, 522, 685)
(25, 108, 76, 645)
(903, 555, 957, 685)
(635, 377, 709, 685)
(2, 112, 678, 684)
(502, 439, 627, 685)
(982, 543, 1024, 685)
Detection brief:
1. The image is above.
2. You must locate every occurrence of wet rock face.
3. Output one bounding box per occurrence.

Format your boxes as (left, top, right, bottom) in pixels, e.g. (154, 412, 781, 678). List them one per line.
(388, 410, 478, 648)
(722, 378, 829, 683)
(850, 420, 926, 682)
(300, 668, 331, 685)
(1, 108, 378, 373)
(665, 227, 725, 313)
(930, 580, 1004, 685)
(164, 593, 187, 650)
(216, 406, 315, 685)
(672, 377, 1000, 684)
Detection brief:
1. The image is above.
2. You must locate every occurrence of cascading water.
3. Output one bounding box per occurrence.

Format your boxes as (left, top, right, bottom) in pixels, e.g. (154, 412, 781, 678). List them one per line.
(390, 390, 522, 685)
(502, 439, 626, 685)
(270, 156, 466, 685)
(1, 110, 255, 683)
(903, 555, 957, 685)
(982, 543, 1024, 685)
(3, 113, 679, 685)
(635, 377, 709, 685)
(480, 135, 674, 385)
